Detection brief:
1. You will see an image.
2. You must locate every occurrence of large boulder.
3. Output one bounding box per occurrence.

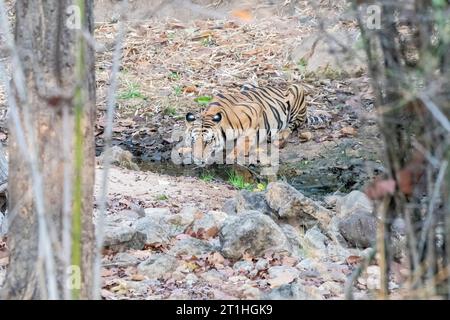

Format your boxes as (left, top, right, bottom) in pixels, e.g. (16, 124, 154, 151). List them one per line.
(265, 182, 332, 228)
(137, 253, 179, 279)
(263, 282, 319, 300)
(338, 209, 377, 248)
(189, 211, 228, 239)
(103, 213, 145, 250)
(168, 236, 215, 257)
(336, 190, 373, 218)
(235, 190, 275, 218)
(219, 211, 291, 259)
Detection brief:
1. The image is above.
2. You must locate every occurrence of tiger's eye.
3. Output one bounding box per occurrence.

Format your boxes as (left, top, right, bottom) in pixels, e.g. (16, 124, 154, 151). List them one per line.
(212, 113, 222, 123)
(186, 112, 195, 122)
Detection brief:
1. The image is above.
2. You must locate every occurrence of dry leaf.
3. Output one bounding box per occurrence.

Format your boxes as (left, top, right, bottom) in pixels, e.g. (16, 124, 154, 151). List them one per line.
(346, 255, 362, 265)
(242, 252, 254, 262)
(184, 85, 198, 94)
(281, 256, 298, 267)
(131, 273, 146, 281)
(231, 9, 252, 21)
(299, 131, 313, 142)
(340, 126, 357, 136)
(204, 226, 219, 239)
(365, 178, 396, 200)
(208, 252, 225, 267)
(0, 256, 9, 267)
(101, 268, 115, 277)
(101, 289, 115, 299)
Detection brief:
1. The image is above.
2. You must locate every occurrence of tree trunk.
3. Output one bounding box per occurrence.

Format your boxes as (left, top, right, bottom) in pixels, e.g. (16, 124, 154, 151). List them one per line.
(1, 0, 96, 299)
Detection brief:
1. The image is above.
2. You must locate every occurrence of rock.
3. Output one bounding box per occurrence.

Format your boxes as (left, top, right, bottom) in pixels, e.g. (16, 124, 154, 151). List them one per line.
(297, 258, 316, 271)
(144, 208, 171, 216)
(235, 190, 274, 218)
(0, 267, 5, 287)
(337, 190, 373, 218)
(221, 198, 237, 215)
(391, 217, 406, 261)
(97, 145, 139, 170)
(241, 284, 261, 300)
(103, 215, 145, 250)
(201, 269, 226, 283)
(366, 265, 381, 290)
(185, 273, 198, 286)
(304, 226, 328, 251)
(137, 253, 179, 279)
(233, 261, 254, 274)
(279, 224, 304, 258)
(338, 209, 377, 248)
(112, 252, 140, 266)
(135, 216, 171, 246)
(327, 216, 349, 246)
(291, 31, 366, 76)
(319, 281, 343, 296)
(323, 194, 342, 208)
(169, 236, 215, 257)
(191, 211, 227, 238)
(268, 266, 300, 280)
(0, 212, 6, 236)
(255, 258, 269, 271)
(265, 182, 332, 227)
(165, 207, 197, 236)
(220, 211, 291, 259)
(264, 282, 314, 300)
(326, 244, 353, 262)
(168, 290, 191, 300)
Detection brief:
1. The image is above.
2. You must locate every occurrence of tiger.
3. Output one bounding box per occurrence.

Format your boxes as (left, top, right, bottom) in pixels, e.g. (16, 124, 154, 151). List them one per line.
(183, 84, 326, 166)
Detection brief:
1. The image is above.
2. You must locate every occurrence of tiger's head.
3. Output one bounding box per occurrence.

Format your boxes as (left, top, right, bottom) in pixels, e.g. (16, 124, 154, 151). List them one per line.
(184, 106, 226, 166)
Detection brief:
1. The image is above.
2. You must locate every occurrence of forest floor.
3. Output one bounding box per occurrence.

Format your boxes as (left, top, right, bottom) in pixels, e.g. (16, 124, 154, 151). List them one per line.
(91, 1, 390, 300)
(0, 1, 394, 300)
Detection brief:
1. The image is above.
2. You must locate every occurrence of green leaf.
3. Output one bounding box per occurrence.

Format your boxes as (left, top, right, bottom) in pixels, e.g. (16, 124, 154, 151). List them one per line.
(194, 95, 213, 105)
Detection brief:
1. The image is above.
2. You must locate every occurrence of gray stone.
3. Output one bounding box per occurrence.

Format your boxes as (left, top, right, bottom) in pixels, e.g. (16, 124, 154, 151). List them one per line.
(279, 224, 304, 258)
(135, 216, 171, 246)
(113, 252, 140, 266)
(233, 261, 254, 274)
(235, 190, 275, 218)
(103, 215, 145, 250)
(220, 211, 291, 259)
(191, 211, 227, 235)
(268, 266, 300, 280)
(185, 273, 198, 286)
(137, 253, 179, 279)
(304, 226, 328, 251)
(337, 190, 373, 218)
(168, 236, 215, 256)
(222, 198, 237, 215)
(338, 209, 377, 248)
(264, 282, 314, 300)
(265, 182, 332, 227)
(201, 269, 226, 282)
(255, 258, 269, 271)
(144, 207, 171, 216)
(0, 212, 6, 236)
(98, 146, 139, 170)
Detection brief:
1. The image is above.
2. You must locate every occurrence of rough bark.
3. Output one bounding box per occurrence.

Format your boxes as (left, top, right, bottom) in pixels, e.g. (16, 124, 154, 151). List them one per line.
(1, 0, 96, 299)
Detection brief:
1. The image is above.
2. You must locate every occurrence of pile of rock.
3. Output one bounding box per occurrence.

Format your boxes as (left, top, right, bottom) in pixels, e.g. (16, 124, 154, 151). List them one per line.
(102, 182, 405, 299)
